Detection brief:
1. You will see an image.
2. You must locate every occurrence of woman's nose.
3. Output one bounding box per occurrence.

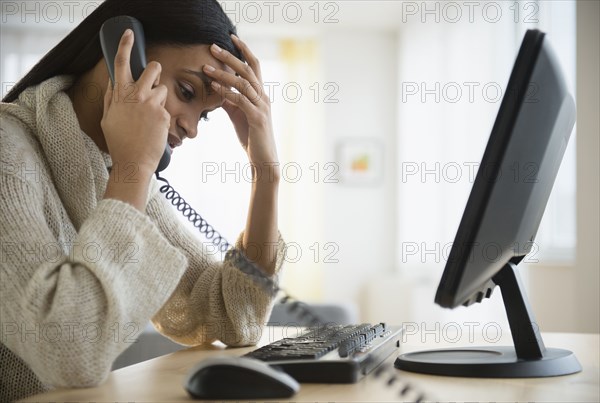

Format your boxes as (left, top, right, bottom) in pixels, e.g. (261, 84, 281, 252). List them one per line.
(177, 118, 198, 139)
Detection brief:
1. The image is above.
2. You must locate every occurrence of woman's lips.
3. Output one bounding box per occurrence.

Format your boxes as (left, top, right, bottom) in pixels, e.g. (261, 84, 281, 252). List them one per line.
(167, 133, 182, 150)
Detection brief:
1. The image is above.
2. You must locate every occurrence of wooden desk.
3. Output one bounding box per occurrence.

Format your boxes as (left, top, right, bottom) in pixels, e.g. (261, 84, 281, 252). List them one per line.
(22, 329, 599, 402)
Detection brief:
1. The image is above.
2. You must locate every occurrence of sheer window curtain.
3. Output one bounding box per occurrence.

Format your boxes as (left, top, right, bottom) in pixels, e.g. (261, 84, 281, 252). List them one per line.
(394, 0, 576, 325)
(274, 38, 324, 300)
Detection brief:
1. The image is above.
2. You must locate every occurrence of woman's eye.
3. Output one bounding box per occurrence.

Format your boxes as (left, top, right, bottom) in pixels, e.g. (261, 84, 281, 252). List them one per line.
(201, 112, 210, 122)
(179, 83, 194, 101)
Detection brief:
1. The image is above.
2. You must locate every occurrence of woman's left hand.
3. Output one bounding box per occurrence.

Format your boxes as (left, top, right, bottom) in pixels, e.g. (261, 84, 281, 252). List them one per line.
(203, 35, 279, 180)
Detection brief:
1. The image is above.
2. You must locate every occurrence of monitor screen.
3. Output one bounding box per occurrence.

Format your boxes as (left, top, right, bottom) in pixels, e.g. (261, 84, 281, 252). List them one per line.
(435, 29, 575, 309)
(395, 29, 580, 378)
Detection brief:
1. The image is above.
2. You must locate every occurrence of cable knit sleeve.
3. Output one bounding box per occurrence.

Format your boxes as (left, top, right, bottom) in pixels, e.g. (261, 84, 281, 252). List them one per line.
(0, 173, 189, 389)
(146, 179, 286, 347)
(1, 115, 191, 394)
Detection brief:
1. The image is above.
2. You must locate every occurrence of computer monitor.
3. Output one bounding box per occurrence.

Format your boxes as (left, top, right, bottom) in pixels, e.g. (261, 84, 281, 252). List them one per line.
(394, 29, 581, 377)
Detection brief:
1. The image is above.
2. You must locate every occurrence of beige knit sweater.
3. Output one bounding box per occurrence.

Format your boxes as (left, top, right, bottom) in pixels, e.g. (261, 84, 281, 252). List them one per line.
(0, 75, 285, 402)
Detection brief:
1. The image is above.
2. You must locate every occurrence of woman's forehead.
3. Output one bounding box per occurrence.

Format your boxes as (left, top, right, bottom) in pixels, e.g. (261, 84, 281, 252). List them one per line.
(149, 44, 235, 74)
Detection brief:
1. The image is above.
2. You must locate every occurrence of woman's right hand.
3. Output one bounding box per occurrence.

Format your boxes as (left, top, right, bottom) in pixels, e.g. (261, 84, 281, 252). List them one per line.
(100, 29, 170, 175)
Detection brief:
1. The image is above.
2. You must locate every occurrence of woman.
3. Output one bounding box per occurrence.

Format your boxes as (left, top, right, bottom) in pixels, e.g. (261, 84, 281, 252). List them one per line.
(0, 0, 284, 400)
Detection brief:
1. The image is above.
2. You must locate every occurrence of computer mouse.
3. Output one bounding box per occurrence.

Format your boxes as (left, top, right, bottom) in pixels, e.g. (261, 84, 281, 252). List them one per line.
(184, 355, 300, 399)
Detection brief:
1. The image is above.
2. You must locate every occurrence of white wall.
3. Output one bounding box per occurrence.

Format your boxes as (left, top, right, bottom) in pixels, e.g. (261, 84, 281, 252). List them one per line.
(318, 29, 398, 308)
(574, 0, 600, 333)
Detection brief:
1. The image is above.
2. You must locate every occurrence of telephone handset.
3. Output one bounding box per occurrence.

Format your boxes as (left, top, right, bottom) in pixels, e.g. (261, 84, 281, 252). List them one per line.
(99, 16, 171, 173)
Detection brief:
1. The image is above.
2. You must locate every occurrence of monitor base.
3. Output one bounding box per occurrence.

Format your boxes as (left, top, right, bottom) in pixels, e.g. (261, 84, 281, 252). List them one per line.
(395, 346, 581, 377)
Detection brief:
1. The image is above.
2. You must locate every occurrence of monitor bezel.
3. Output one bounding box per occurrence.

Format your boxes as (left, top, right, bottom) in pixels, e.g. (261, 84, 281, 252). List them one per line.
(434, 29, 546, 308)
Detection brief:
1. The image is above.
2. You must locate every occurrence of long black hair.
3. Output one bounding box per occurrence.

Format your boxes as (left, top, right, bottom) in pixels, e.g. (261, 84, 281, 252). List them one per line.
(2, 0, 243, 103)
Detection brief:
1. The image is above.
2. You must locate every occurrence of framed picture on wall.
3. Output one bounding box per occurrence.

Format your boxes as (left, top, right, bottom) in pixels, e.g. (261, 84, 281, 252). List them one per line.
(336, 138, 384, 185)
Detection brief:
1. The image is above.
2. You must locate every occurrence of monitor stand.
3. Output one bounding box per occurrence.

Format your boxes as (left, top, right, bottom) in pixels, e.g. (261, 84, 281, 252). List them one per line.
(394, 262, 582, 377)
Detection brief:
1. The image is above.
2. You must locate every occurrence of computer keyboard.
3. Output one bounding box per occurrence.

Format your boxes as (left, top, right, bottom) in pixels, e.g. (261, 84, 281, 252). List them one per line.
(244, 323, 403, 383)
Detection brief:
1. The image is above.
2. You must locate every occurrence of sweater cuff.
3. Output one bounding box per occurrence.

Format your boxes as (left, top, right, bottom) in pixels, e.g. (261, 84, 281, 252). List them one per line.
(217, 233, 286, 346)
(228, 230, 286, 289)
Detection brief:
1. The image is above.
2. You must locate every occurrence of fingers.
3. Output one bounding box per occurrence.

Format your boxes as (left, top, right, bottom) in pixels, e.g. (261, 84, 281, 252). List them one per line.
(204, 37, 271, 124)
(221, 98, 237, 113)
(137, 61, 162, 94)
(103, 78, 113, 112)
(231, 34, 262, 83)
(203, 64, 262, 105)
(209, 80, 248, 108)
(209, 43, 248, 79)
(209, 41, 262, 90)
(114, 29, 134, 85)
(113, 30, 161, 103)
(153, 83, 168, 108)
(106, 59, 165, 123)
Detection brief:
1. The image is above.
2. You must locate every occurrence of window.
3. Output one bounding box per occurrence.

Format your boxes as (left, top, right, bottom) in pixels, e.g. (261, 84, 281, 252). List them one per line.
(530, 0, 577, 263)
(1, 28, 69, 98)
(395, 0, 577, 277)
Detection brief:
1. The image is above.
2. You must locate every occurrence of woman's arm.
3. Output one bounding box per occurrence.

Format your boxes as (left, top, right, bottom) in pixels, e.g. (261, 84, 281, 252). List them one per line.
(146, 181, 286, 347)
(203, 35, 282, 276)
(0, 158, 187, 388)
(150, 36, 287, 347)
(242, 167, 280, 276)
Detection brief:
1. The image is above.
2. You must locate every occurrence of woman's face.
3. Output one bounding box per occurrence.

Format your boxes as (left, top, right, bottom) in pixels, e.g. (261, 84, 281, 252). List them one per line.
(145, 44, 232, 150)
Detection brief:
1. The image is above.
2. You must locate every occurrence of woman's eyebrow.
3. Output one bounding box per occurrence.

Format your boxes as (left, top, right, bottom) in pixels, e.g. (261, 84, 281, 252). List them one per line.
(182, 69, 215, 95)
